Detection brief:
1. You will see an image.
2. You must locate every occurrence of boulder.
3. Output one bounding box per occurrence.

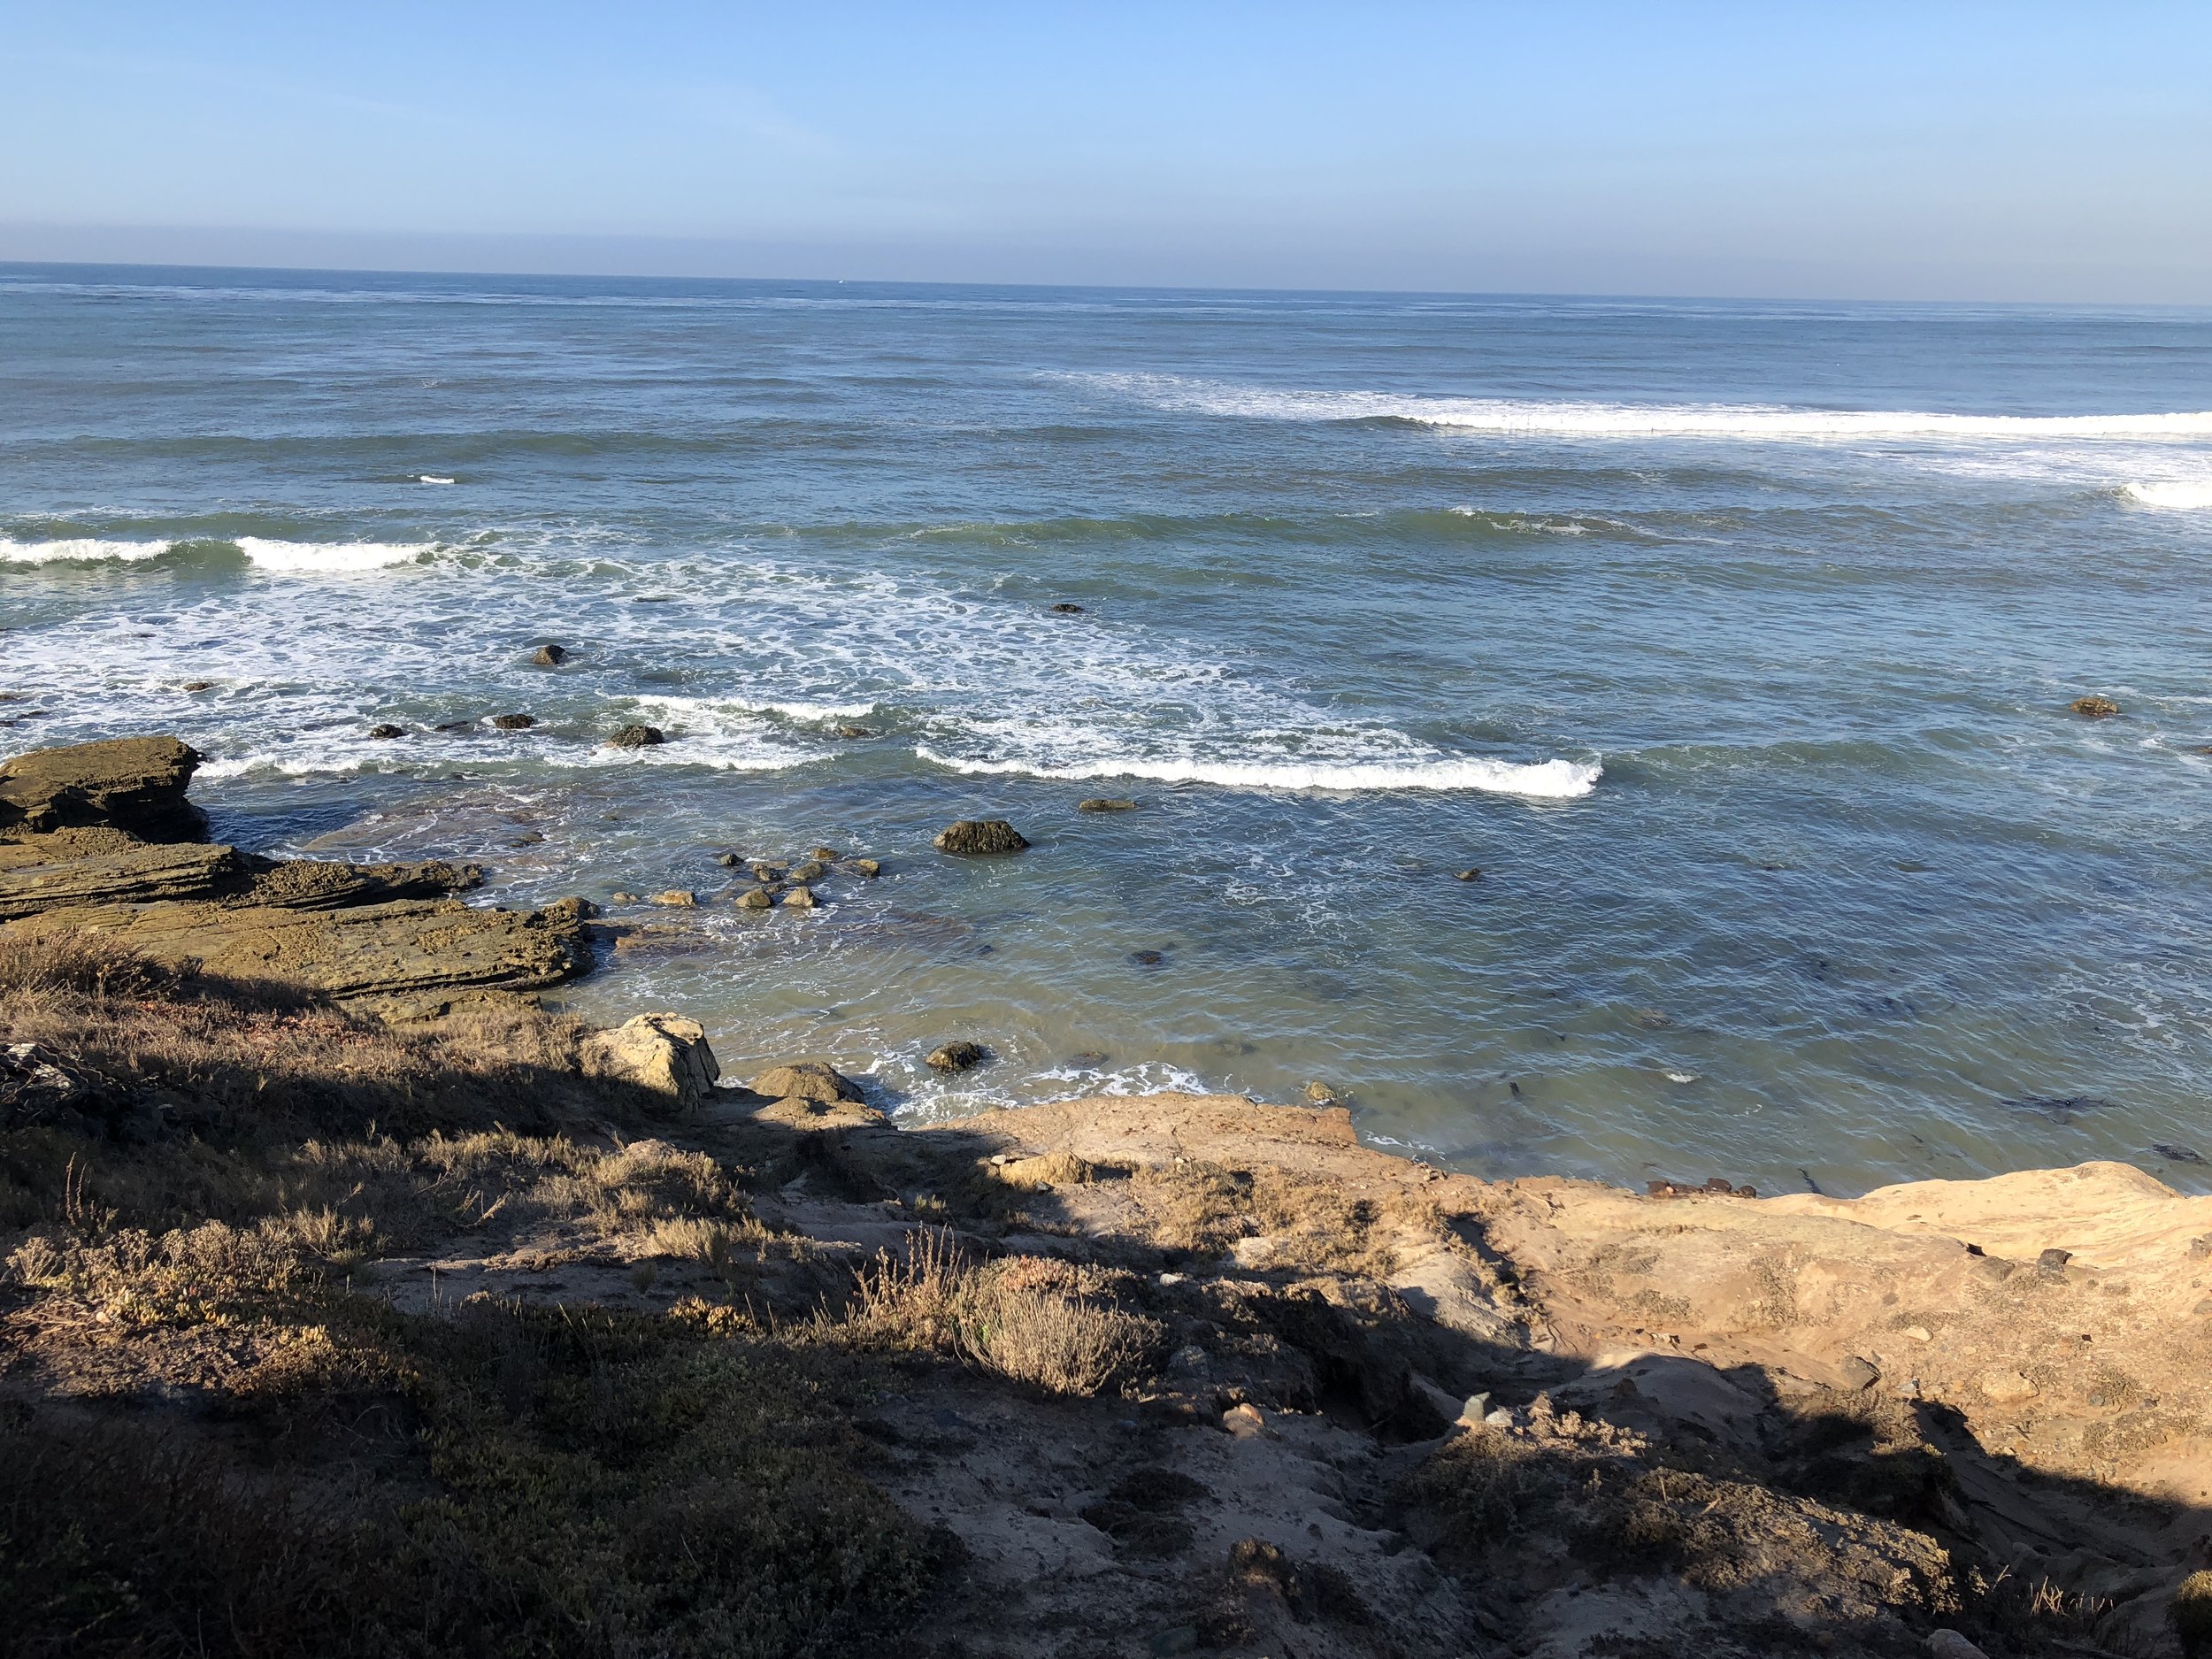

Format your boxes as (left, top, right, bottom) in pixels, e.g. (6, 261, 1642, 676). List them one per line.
(849, 857, 881, 878)
(807, 846, 841, 861)
(836, 725, 874, 739)
(648, 889, 696, 907)
(934, 818, 1029, 855)
(605, 725, 665, 749)
(926, 1040, 987, 1073)
(782, 885, 816, 909)
(580, 1013, 719, 1106)
(532, 643, 570, 665)
(368, 724, 406, 741)
(1453, 867, 1481, 881)
(791, 860, 828, 881)
(0, 736, 206, 841)
(736, 887, 773, 910)
(2071, 695, 2120, 718)
(1049, 603, 1086, 615)
(491, 712, 536, 730)
(751, 1061, 864, 1104)
(1077, 798, 1136, 812)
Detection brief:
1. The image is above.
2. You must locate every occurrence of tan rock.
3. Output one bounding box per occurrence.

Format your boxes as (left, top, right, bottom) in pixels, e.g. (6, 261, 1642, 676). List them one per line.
(580, 1012, 719, 1106)
(782, 885, 816, 909)
(0, 734, 205, 840)
(751, 1061, 864, 1103)
(1978, 1369, 2039, 1403)
(649, 889, 697, 908)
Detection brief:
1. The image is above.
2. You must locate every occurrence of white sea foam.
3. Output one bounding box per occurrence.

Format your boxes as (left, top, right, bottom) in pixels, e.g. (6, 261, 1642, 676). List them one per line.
(1086, 373, 2212, 442)
(0, 537, 173, 564)
(916, 746, 1601, 799)
(2124, 480, 2212, 510)
(418, 475, 457, 486)
(235, 538, 434, 572)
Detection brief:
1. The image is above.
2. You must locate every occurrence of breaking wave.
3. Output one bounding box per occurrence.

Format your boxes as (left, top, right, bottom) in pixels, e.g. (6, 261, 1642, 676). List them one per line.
(916, 745, 1601, 799)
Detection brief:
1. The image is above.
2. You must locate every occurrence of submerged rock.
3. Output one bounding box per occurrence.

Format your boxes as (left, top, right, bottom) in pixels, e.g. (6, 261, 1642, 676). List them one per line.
(1078, 798, 1137, 812)
(180, 680, 215, 693)
(926, 1040, 987, 1073)
(736, 887, 774, 910)
(579, 1012, 718, 1106)
(849, 857, 881, 878)
(1049, 602, 1086, 614)
(782, 884, 817, 909)
(836, 725, 874, 739)
(791, 860, 828, 882)
(648, 889, 696, 907)
(751, 1060, 864, 1103)
(490, 712, 536, 730)
(0, 735, 207, 841)
(1452, 867, 1481, 881)
(2071, 695, 2120, 718)
(605, 724, 665, 749)
(935, 818, 1029, 855)
(532, 643, 570, 665)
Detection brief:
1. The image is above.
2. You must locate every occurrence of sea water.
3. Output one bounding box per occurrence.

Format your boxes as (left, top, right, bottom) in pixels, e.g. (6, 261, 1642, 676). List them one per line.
(4, 263, 2208, 1196)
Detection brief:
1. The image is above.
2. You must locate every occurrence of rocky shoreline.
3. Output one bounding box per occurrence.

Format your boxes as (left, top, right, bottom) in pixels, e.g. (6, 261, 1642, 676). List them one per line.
(4, 734, 2211, 1658)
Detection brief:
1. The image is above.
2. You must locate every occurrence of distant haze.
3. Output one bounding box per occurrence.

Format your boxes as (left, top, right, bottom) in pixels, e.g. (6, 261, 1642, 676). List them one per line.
(3, 2, 2209, 301)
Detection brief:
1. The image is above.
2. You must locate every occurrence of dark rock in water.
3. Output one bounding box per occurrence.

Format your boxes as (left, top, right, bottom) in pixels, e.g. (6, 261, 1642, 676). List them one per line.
(837, 725, 874, 739)
(781, 885, 817, 909)
(2070, 695, 2120, 718)
(849, 857, 881, 878)
(791, 860, 828, 882)
(180, 680, 215, 693)
(1302, 1080, 1339, 1103)
(491, 712, 536, 730)
(808, 845, 841, 862)
(1049, 602, 1086, 614)
(368, 724, 406, 740)
(532, 643, 570, 665)
(1628, 1008, 1671, 1029)
(2001, 1094, 2110, 1122)
(1067, 1051, 1109, 1069)
(926, 1040, 987, 1072)
(934, 818, 1029, 855)
(2154, 1143, 2205, 1164)
(434, 720, 476, 732)
(715, 851, 745, 867)
(1130, 949, 1165, 967)
(749, 863, 782, 882)
(1453, 867, 1481, 881)
(605, 724, 665, 749)
(1078, 797, 1138, 812)
(0, 734, 207, 841)
(752, 1060, 864, 1103)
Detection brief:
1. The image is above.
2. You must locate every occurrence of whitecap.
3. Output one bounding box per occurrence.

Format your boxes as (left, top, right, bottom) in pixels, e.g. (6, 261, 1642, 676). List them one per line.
(2124, 480, 2212, 511)
(418, 474, 457, 486)
(235, 538, 434, 572)
(917, 745, 1601, 799)
(1085, 373, 2212, 442)
(0, 537, 173, 565)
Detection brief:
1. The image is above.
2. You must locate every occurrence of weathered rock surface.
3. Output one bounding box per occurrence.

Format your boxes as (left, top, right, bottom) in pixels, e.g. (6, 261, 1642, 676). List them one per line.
(0, 736, 206, 841)
(0, 735, 593, 1009)
(934, 818, 1029, 855)
(605, 724, 665, 749)
(1077, 797, 1137, 812)
(926, 1039, 987, 1072)
(532, 643, 570, 665)
(750, 1061, 864, 1103)
(579, 1012, 719, 1105)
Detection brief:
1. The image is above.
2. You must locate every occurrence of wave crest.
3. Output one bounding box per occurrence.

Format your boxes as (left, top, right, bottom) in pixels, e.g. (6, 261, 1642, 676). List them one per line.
(916, 745, 1601, 799)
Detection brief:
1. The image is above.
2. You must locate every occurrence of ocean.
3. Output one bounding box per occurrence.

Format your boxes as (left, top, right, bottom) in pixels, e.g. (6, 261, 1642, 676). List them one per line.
(4, 262, 2208, 1197)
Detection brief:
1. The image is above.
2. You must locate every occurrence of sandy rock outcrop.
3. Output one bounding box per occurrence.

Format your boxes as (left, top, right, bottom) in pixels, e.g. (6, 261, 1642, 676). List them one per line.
(0, 734, 594, 1010)
(0, 735, 207, 841)
(580, 1013, 720, 1105)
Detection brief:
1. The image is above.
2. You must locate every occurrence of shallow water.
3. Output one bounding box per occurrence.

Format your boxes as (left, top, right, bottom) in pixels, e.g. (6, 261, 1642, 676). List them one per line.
(4, 263, 2210, 1195)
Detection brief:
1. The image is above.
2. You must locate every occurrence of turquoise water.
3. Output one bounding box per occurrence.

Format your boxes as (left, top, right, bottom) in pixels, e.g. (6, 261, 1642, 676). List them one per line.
(4, 263, 2210, 1195)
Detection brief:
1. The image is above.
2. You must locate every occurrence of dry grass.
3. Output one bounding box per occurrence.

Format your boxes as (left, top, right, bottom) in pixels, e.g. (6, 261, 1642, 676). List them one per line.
(1124, 1157, 1431, 1277)
(844, 1229, 1163, 1396)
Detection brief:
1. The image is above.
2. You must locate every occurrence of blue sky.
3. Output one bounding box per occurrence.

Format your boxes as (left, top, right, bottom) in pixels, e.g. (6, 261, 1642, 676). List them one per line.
(2, 2, 2208, 299)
